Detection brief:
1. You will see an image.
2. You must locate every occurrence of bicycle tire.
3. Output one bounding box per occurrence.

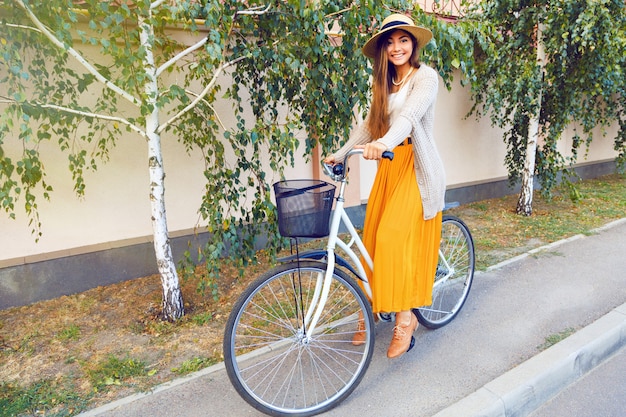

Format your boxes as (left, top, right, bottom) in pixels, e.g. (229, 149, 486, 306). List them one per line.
(415, 215, 475, 329)
(223, 260, 375, 417)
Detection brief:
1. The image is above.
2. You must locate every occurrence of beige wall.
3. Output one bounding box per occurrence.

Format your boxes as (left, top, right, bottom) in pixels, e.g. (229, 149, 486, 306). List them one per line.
(0, 66, 619, 266)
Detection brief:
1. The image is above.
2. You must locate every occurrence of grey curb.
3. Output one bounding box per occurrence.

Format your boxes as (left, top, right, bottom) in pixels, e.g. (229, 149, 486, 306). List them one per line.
(432, 302, 626, 417)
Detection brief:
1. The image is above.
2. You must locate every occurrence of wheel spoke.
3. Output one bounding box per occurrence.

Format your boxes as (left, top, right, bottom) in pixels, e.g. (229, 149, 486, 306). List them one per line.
(415, 216, 475, 328)
(224, 262, 375, 416)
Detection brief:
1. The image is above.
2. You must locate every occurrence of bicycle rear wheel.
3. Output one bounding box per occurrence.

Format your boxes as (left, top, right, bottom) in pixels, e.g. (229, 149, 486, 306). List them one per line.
(415, 215, 475, 329)
(223, 260, 375, 417)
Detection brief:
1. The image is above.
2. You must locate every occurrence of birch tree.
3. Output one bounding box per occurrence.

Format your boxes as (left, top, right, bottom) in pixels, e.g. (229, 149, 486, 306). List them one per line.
(516, 23, 545, 215)
(0, 0, 279, 320)
(468, 0, 626, 215)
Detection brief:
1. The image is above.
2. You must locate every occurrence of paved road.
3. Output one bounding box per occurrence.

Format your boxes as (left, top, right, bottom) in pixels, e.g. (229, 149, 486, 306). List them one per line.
(81, 220, 626, 417)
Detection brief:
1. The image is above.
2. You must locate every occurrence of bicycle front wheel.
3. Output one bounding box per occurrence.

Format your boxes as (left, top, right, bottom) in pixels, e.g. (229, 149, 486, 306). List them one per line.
(415, 215, 475, 329)
(223, 260, 375, 417)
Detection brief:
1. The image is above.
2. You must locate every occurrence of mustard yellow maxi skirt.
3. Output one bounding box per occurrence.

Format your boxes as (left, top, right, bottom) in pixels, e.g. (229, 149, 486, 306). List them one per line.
(361, 141, 442, 314)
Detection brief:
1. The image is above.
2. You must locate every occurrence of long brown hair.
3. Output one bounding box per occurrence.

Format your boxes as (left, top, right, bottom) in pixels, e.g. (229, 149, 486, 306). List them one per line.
(366, 29, 422, 140)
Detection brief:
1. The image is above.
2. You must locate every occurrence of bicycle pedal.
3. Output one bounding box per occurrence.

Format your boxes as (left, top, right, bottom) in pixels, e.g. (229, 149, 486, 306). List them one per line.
(407, 336, 416, 353)
(378, 312, 393, 322)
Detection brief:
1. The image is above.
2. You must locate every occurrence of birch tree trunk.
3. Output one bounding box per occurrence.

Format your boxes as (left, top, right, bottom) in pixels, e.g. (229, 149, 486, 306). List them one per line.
(139, 13, 184, 321)
(516, 121, 539, 215)
(516, 24, 545, 216)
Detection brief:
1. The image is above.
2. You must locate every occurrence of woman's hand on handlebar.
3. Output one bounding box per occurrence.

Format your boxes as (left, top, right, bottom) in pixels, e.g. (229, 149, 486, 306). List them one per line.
(323, 155, 337, 165)
(322, 146, 394, 180)
(355, 141, 387, 160)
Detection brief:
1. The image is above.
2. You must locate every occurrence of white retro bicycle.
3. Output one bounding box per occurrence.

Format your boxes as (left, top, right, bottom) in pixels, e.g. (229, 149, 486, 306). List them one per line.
(223, 149, 475, 417)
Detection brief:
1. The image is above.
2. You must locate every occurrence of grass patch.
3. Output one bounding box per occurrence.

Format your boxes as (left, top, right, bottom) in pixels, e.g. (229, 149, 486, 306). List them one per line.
(190, 311, 213, 326)
(538, 327, 577, 351)
(57, 324, 81, 342)
(0, 379, 87, 417)
(85, 355, 155, 392)
(0, 173, 625, 415)
(171, 356, 218, 376)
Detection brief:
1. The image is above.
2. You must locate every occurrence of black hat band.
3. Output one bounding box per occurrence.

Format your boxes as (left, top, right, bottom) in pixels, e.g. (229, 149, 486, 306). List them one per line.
(381, 20, 410, 31)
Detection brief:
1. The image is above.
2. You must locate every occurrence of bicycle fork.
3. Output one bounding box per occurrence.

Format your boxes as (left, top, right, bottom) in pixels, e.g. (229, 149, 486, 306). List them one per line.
(298, 181, 374, 341)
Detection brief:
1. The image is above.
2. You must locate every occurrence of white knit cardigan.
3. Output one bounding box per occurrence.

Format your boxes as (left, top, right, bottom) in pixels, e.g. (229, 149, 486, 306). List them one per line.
(331, 64, 446, 220)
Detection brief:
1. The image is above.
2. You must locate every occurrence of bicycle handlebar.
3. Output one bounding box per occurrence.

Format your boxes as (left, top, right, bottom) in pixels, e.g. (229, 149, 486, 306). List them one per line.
(322, 149, 394, 181)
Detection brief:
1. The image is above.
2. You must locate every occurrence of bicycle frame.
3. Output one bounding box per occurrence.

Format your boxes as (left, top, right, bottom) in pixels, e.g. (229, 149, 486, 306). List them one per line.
(303, 175, 373, 337)
(298, 150, 454, 339)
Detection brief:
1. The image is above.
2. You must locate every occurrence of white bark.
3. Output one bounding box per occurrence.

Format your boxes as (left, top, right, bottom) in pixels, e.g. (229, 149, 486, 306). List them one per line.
(139, 13, 184, 320)
(516, 24, 546, 216)
(517, 117, 539, 215)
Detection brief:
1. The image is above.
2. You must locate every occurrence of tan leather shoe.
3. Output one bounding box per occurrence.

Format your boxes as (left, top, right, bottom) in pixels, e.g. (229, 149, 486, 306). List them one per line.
(352, 312, 366, 346)
(387, 313, 418, 358)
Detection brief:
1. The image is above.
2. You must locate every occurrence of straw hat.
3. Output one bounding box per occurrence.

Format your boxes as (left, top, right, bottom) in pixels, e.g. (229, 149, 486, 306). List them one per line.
(362, 13, 433, 59)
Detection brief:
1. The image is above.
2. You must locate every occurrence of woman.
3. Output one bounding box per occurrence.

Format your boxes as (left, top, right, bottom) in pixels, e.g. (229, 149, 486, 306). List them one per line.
(324, 13, 446, 359)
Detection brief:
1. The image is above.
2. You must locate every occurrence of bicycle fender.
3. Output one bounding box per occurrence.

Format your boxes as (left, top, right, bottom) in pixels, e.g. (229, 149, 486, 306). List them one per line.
(277, 250, 365, 281)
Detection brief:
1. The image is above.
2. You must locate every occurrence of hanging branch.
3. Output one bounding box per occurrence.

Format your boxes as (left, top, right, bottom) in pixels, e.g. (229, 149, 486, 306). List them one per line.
(150, 0, 168, 10)
(15, 0, 141, 107)
(156, 36, 209, 77)
(156, 4, 271, 133)
(184, 89, 227, 131)
(236, 4, 271, 15)
(39, 104, 146, 138)
(157, 55, 245, 134)
(3, 22, 41, 33)
(156, 4, 270, 77)
(0, 98, 146, 137)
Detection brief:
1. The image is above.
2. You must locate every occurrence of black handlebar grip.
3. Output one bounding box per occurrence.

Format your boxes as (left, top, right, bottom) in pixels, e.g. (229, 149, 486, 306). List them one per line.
(333, 164, 345, 176)
(382, 151, 394, 161)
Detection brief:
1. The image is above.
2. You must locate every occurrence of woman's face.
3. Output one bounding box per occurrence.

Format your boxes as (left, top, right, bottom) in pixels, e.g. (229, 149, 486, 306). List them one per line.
(385, 30, 414, 68)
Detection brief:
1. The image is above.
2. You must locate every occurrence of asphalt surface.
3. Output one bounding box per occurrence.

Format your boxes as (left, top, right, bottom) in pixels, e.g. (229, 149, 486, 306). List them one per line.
(79, 219, 626, 417)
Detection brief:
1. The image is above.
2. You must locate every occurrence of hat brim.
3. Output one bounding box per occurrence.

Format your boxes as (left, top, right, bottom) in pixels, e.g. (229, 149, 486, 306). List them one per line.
(362, 25, 432, 59)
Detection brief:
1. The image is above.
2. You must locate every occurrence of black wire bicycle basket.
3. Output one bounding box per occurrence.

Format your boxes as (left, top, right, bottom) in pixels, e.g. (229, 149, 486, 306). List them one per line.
(273, 180, 336, 238)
